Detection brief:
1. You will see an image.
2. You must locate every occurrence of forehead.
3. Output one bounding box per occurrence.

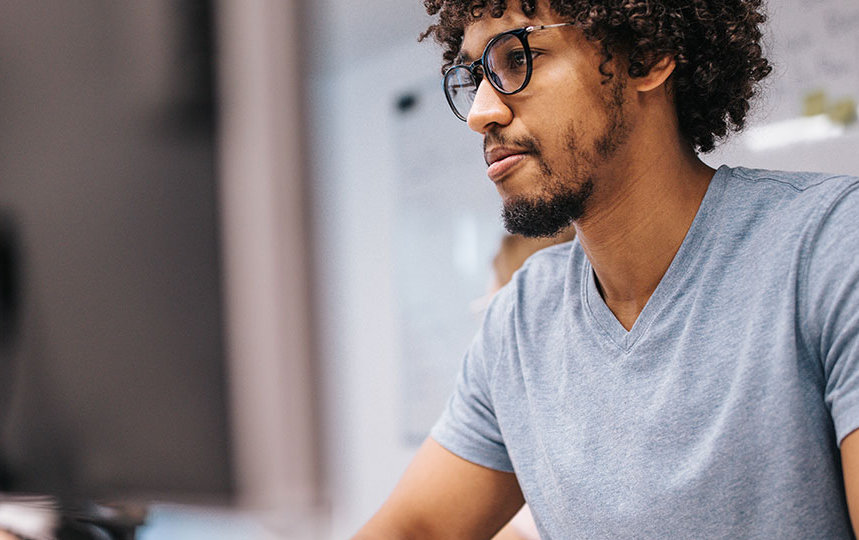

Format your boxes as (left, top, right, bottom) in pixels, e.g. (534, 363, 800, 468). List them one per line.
(459, 2, 564, 62)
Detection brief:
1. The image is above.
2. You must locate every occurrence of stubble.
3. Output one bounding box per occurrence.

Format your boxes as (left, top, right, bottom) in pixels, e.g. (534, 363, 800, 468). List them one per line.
(501, 76, 630, 238)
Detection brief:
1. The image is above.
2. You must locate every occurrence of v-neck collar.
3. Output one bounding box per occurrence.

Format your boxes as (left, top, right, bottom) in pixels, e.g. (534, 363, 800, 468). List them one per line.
(580, 165, 731, 352)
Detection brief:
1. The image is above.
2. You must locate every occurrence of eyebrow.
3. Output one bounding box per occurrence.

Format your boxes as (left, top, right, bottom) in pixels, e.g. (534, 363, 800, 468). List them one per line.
(456, 23, 524, 66)
(457, 50, 476, 65)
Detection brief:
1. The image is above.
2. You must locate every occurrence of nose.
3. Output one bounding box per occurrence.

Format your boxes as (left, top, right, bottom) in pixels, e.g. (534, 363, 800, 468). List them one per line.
(466, 78, 513, 133)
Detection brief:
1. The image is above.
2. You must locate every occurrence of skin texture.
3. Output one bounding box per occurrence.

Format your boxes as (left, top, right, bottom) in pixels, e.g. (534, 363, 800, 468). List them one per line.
(353, 439, 525, 539)
(491, 40, 628, 237)
(841, 430, 859, 533)
(355, 0, 859, 536)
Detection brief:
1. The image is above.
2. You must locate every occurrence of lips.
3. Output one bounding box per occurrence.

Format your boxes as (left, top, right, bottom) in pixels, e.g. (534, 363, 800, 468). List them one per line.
(484, 146, 529, 182)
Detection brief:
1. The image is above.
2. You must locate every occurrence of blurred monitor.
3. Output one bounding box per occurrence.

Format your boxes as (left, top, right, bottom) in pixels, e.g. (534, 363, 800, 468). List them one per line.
(0, 1, 234, 504)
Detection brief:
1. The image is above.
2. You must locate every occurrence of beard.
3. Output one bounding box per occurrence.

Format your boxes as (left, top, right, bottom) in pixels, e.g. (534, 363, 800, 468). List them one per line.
(502, 175, 594, 238)
(498, 77, 630, 238)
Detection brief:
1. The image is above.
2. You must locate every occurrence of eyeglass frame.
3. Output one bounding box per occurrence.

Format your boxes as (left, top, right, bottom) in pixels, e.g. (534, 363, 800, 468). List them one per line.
(442, 22, 577, 121)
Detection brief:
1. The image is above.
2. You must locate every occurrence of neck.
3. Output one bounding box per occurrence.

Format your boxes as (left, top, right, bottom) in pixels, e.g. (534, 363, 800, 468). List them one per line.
(574, 139, 715, 330)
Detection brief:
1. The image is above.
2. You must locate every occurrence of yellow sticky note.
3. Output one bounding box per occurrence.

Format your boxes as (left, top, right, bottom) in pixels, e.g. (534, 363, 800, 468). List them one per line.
(827, 98, 858, 126)
(802, 90, 828, 117)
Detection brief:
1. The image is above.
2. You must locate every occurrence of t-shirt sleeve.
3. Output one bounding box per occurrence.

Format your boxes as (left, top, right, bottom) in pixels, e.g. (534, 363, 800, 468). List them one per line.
(430, 291, 515, 472)
(804, 181, 859, 445)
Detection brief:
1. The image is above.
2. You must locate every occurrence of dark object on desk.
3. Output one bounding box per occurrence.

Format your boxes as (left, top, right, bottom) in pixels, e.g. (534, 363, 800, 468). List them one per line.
(57, 502, 145, 540)
(0, 213, 20, 492)
(0, 489, 144, 539)
(0, 213, 19, 349)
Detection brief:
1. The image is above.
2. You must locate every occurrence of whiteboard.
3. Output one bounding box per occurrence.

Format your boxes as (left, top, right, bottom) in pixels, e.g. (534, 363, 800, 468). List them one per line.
(765, 0, 859, 122)
(706, 0, 859, 175)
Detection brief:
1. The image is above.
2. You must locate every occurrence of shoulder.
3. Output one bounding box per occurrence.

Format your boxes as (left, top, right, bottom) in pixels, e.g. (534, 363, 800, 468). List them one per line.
(713, 166, 859, 242)
(518, 240, 576, 276)
(729, 166, 859, 190)
(486, 239, 581, 322)
(727, 166, 859, 205)
(511, 239, 578, 295)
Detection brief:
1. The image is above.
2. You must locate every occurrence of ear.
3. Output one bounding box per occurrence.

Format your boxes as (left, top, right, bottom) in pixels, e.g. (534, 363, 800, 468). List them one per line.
(633, 56, 676, 93)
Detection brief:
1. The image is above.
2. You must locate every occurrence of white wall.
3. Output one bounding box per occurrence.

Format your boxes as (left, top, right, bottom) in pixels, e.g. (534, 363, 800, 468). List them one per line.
(307, 37, 446, 538)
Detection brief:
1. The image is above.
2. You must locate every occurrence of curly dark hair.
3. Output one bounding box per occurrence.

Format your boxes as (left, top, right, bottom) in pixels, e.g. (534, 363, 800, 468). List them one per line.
(420, 0, 772, 153)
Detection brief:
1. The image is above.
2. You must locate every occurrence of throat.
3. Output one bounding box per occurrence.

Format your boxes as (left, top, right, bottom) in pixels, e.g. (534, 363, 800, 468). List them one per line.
(606, 300, 645, 331)
(594, 277, 650, 331)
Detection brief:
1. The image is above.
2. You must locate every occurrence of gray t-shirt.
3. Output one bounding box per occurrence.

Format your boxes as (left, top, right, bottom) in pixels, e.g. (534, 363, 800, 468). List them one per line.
(431, 165, 859, 539)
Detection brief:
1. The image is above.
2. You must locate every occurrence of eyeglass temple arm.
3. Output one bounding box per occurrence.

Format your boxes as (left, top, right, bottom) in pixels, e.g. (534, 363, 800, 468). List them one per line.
(524, 22, 576, 33)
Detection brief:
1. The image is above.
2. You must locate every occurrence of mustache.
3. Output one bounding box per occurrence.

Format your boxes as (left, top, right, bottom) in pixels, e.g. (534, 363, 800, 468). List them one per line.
(483, 132, 541, 156)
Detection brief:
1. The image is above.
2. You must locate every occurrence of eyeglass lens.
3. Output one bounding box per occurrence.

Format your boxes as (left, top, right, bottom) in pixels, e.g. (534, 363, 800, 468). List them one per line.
(485, 33, 529, 91)
(444, 32, 529, 120)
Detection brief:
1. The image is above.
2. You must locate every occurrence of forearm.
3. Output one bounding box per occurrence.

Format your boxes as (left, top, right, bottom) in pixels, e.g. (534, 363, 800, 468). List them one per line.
(354, 506, 515, 540)
(353, 439, 524, 539)
(352, 514, 434, 540)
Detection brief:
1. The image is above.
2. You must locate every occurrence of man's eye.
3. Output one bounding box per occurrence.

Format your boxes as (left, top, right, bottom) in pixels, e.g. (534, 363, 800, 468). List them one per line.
(506, 49, 528, 70)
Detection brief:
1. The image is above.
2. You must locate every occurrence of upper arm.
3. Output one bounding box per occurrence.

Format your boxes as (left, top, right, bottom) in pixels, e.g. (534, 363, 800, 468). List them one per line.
(810, 184, 859, 534)
(354, 437, 525, 540)
(804, 184, 859, 442)
(842, 429, 859, 534)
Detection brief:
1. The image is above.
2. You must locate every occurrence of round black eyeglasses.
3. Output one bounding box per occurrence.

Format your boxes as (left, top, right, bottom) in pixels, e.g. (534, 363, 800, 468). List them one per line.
(443, 22, 575, 121)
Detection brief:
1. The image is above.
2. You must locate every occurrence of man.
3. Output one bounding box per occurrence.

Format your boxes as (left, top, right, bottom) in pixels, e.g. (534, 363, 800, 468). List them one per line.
(356, 0, 859, 537)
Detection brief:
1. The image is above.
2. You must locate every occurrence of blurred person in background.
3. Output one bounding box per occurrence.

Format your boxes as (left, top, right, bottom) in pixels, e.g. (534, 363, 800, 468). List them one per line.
(357, 0, 859, 538)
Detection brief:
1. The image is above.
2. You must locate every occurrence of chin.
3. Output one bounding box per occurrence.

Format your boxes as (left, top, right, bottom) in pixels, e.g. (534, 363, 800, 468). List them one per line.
(501, 180, 593, 238)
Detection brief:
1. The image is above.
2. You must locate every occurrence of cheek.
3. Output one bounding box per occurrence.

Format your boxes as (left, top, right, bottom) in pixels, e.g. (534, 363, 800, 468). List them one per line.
(511, 65, 608, 165)
(528, 98, 584, 158)
(526, 75, 602, 133)
(538, 58, 608, 116)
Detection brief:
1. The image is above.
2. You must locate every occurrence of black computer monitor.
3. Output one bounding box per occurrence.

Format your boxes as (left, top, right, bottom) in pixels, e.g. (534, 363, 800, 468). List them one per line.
(0, 0, 234, 505)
